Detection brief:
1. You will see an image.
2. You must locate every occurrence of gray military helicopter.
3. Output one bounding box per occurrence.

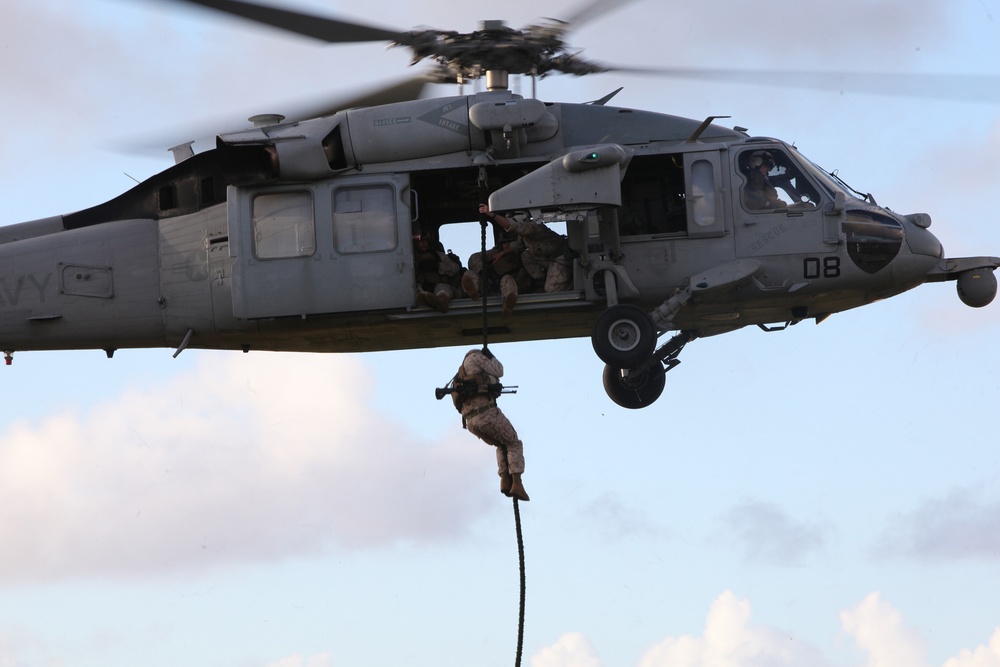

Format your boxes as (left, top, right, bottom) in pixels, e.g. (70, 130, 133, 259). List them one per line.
(2, 0, 997, 409)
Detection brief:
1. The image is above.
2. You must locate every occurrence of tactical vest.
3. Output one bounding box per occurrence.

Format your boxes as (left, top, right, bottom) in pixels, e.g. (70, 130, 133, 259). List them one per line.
(416, 249, 447, 290)
(451, 362, 497, 413)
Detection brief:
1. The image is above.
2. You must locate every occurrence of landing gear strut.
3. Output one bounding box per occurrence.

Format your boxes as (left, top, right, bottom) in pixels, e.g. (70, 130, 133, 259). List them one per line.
(602, 331, 695, 409)
(592, 278, 697, 408)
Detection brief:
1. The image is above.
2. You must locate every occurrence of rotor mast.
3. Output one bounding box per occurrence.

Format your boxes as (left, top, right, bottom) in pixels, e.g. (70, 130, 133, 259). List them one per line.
(486, 69, 510, 92)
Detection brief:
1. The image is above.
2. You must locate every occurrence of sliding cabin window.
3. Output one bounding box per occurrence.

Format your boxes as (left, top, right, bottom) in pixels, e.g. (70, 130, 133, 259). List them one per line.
(332, 184, 397, 254)
(251, 190, 316, 260)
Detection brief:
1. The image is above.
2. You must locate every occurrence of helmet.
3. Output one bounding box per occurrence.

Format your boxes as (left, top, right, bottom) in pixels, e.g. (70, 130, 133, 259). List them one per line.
(748, 150, 775, 170)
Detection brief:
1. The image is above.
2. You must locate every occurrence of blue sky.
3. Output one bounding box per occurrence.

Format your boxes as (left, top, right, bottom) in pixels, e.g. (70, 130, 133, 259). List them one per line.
(2, 1, 1000, 666)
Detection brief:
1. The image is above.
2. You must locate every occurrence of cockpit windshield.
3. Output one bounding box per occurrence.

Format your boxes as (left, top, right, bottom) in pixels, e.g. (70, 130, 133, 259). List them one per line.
(795, 152, 863, 202)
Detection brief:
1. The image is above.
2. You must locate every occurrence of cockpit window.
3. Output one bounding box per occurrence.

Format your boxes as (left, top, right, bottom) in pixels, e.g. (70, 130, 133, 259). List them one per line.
(797, 155, 866, 203)
(739, 148, 822, 212)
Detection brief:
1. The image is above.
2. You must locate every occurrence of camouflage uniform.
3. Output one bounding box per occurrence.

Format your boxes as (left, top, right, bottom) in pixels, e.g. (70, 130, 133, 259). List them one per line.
(451, 349, 527, 498)
(503, 216, 572, 293)
(414, 237, 463, 313)
(463, 239, 532, 316)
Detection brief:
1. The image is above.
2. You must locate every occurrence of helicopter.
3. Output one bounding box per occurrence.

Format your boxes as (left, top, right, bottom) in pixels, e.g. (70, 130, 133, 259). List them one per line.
(2, 0, 998, 410)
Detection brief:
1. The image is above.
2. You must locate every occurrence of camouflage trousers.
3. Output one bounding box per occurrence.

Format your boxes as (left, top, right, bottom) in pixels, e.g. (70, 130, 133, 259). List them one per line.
(463, 270, 518, 301)
(418, 281, 459, 302)
(465, 406, 525, 475)
(522, 252, 572, 292)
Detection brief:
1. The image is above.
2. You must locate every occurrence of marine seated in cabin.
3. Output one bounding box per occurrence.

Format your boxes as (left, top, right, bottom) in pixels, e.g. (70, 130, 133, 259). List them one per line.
(478, 204, 573, 294)
(413, 228, 465, 314)
(461, 229, 532, 318)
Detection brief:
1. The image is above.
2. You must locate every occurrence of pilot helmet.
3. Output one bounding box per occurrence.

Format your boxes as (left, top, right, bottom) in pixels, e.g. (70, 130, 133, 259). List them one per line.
(749, 150, 776, 171)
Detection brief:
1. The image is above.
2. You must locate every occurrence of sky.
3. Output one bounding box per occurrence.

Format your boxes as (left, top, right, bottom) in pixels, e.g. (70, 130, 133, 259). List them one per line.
(1, 1, 1000, 666)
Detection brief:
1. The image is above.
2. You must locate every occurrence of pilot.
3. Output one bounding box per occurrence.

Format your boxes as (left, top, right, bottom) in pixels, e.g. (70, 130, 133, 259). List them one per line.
(449, 347, 529, 501)
(414, 231, 464, 313)
(743, 150, 788, 211)
(478, 204, 573, 293)
(463, 232, 531, 317)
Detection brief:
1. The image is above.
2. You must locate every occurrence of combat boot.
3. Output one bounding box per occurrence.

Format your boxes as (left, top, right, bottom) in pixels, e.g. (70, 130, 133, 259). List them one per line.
(424, 290, 451, 313)
(500, 471, 513, 496)
(502, 291, 517, 318)
(500, 275, 517, 317)
(462, 271, 480, 300)
(508, 473, 529, 501)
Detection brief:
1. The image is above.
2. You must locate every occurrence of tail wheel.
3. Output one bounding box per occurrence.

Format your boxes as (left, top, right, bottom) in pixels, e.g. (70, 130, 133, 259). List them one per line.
(591, 304, 657, 368)
(602, 363, 666, 409)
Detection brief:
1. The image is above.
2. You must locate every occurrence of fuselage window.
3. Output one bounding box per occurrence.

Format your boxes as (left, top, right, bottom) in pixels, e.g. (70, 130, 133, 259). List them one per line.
(251, 190, 316, 259)
(739, 148, 821, 212)
(690, 159, 718, 228)
(332, 185, 397, 254)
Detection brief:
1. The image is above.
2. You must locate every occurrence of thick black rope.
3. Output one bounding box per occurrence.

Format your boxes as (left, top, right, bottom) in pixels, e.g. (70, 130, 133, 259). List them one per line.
(478, 171, 526, 667)
(478, 211, 489, 351)
(513, 497, 526, 667)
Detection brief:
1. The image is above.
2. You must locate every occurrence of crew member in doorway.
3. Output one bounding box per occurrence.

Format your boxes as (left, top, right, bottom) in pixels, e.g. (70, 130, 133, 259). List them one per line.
(463, 231, 531, 317)
(449, 348, 529, 501)
(478, 204, 572, 293)
(414, 231, 464, 313)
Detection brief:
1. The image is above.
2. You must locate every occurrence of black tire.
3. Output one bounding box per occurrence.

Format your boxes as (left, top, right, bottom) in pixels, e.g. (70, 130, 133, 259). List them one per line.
(591, 304, 657, 368)
(602, 363, 666, 409)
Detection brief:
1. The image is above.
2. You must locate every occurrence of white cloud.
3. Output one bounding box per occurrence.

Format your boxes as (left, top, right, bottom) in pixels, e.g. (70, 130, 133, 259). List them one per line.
(636, 591, 831, 667)
(840, 592, 929, 667)
(532, 632, 603, 667)
(838, 593, 1000, 667)
(942, 630, 1000, 667)
(0, 352, 494, 585)
(535, 592, 1000, 667)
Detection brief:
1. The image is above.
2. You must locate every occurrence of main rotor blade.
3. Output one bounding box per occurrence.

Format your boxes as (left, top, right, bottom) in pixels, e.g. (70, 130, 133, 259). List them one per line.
(116, 76, 431, 157)
(559, 0, 640, 29)
(283, 76, 432, 121)
(169, 0, 407, 43)
(617, 67, 1000, 104)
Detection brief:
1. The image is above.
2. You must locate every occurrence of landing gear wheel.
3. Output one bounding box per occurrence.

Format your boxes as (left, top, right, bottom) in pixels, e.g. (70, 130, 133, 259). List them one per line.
(591, 304, 657, 368)
(602, 362, 666, 409)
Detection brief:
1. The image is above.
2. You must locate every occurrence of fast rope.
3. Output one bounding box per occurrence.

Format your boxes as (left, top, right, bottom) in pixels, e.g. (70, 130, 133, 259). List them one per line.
(479, 167, 527, 667)
(512, 495, 526, 667)
(478, 205, 490, 350)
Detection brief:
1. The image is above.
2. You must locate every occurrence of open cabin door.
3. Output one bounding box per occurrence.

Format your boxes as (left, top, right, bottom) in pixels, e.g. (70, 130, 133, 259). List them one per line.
(229, 174, 414, 319)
